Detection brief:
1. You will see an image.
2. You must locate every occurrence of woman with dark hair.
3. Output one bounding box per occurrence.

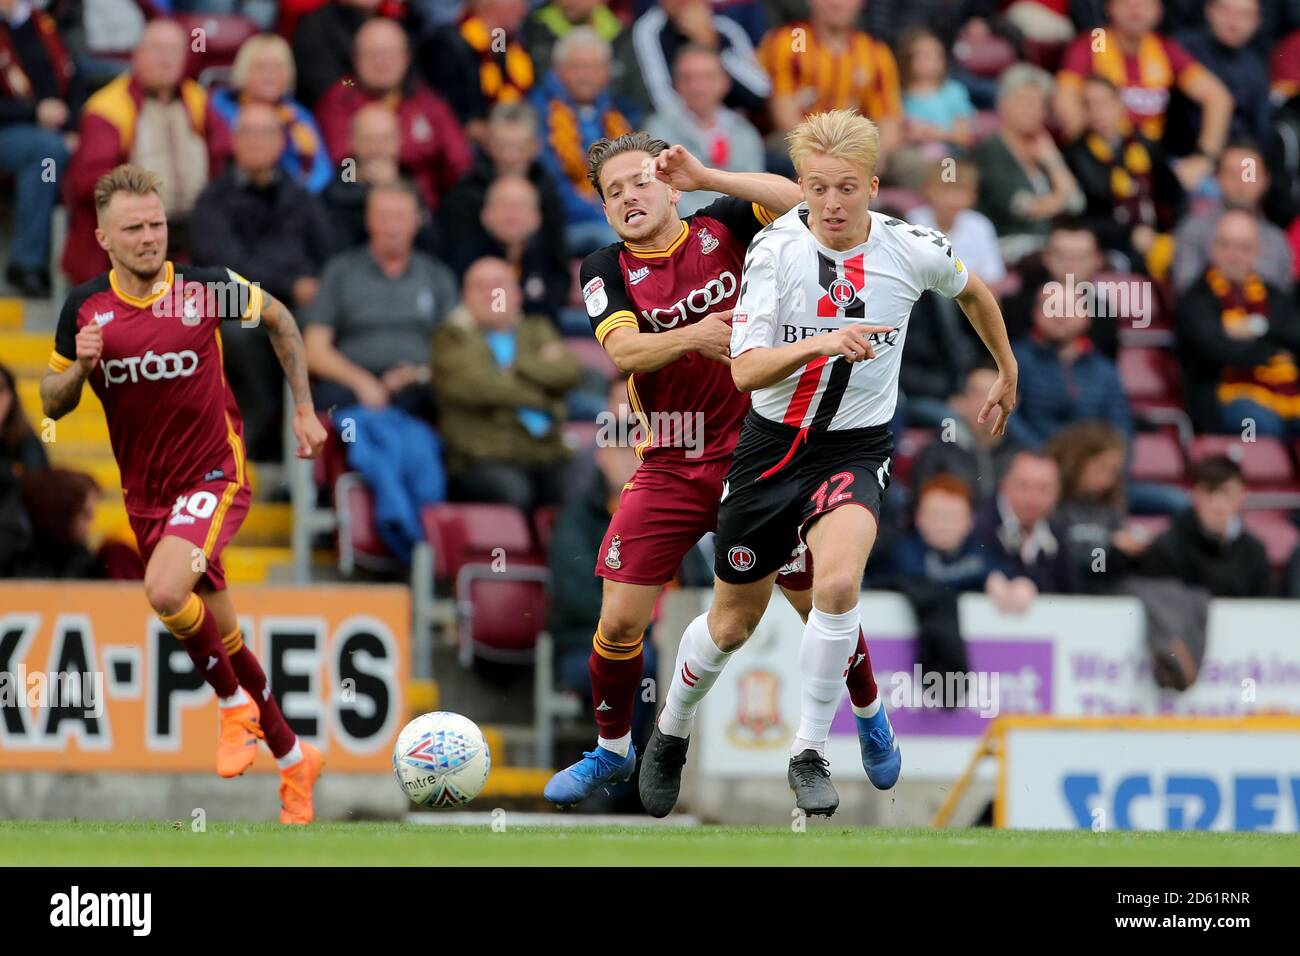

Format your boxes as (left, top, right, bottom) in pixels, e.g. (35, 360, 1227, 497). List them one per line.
(0, 362, 49, 481)
(15, 468, 102, 579)
(1045, 421, 1145, 591)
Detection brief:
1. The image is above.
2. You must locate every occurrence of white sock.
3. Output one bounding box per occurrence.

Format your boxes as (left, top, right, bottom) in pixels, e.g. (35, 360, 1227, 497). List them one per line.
(276, 739, 303, 770)
(598, 732, 631, 757)
(791, 605, 858, 757)
(218, 687, 250, 709)
(853, 698, 882, 719)
(658, 613, 733, 738)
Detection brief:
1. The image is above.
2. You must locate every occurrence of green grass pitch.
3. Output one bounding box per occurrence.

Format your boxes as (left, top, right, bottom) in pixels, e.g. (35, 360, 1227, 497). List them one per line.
(2, 821, 1298, 866)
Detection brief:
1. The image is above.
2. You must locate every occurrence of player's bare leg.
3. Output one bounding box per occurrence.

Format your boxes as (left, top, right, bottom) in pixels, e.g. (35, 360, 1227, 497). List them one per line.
(200, 583, 324, 823)
(780, 583, 885, 777)
(144, 536, 262, 778)
(640, 574, 777, 816)
(544, 580, 661, 806)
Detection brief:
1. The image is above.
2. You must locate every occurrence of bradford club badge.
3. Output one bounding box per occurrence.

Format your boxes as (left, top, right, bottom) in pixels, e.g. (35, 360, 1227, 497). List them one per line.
(604, 534, 623, 570)
(699, 227, 719, 254)
(726, 669, 788, 747)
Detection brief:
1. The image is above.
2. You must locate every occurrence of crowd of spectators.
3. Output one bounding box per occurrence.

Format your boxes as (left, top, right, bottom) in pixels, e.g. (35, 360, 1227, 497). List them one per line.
(3, 0, 1300, 621)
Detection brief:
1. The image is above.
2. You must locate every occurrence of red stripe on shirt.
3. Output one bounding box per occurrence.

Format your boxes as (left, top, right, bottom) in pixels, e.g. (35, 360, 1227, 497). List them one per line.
(784, 357, 828, 425)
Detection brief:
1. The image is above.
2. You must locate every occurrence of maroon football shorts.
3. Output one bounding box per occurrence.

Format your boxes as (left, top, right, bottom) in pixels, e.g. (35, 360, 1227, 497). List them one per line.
(127, 480, 251, 591)
(595, 456, 812, 590)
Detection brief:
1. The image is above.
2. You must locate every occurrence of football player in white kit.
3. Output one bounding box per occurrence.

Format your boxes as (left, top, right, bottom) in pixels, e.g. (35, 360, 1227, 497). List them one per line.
(639, 109, 1019, 816)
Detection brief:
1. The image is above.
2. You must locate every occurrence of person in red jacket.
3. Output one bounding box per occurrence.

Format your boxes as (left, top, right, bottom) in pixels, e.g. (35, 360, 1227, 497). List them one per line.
(61, 18, 229, 284)
(314, 16, 472, 211)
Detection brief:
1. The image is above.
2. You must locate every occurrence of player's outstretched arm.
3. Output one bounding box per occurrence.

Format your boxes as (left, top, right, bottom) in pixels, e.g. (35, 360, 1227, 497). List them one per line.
(654, 145, 802, 214)
(259, 292, 327, 459)
(732, 324, 895, 392)
(40, 321, 100, 420)
(603, 311, 733, 373)
(954, 271, 1018, 438)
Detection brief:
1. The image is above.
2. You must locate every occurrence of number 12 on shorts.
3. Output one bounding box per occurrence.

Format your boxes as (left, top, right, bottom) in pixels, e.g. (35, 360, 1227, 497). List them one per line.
(810, 471, 855, 513)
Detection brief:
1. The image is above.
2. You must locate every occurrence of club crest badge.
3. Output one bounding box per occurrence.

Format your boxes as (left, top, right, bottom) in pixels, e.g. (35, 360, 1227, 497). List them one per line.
(829, 277, 857, 307)
(699, 228, 719, 254)
(605, 534, 623, 570)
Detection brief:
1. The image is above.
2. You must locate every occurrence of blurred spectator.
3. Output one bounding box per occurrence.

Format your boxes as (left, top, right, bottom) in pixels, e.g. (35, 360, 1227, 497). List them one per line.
(1171, 141, 1294, 294)
(910, 362, 1022, 503)
(0, 0, 77, 296)
(1054, 0, 1233, 183)
(62, 18, 228, 283)
(531, 27, 633, 254)
(447, 174, 571, 321)
(306, 181, 458, 422)
(993, 0, 1077, 42)
(758, 0, 899, 170)
(1272, 28, 1300, 102)
(292, 0, 384, 109)
(439, 101, 566, 263)
(0, 362, 47, 483)
(890, 473, 1001, 591)
(548, 377, 643, 694)
(635, 0, 771, 116)
(894, 26, 973, 186)
(191, 101, 338, 460)
(320, 103, 441, 252)
(211, 33, 332, 195)
(50, 0, 144, 87)
(974, 64, 1084, 263)
(1176, 0, 1272, 146)
(911, 159, 1006, 291)
(644, 44, 764, 216)
(316, 16, 472, 212)
(418, 0, 536, 143)
(1008, 282, 1132, 447)
(432, 256, 582, 511)
(1045, 421, 1145, 592)
(1063, 76, 1183, 277)
(525, 0, 650, 113)
(1003, 218, 1117, 356)
(1138, 454, 1272, 596)
(15, 468, 101, 579)
(1176, 208, 1300, 436)
(972, 448, 1078, 599)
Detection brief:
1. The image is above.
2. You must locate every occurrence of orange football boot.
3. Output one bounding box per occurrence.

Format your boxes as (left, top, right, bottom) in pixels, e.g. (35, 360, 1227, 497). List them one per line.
(216, 700, 265, 778)
(279, 741, 324, 825)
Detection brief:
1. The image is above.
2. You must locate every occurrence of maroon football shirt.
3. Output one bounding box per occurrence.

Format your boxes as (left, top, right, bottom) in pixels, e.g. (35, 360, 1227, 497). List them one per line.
(581, 196, 776, 464)
(49, 262, 264, 517)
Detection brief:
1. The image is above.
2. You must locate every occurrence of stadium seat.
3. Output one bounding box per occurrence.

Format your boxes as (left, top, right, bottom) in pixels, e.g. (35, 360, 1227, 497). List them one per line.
(953, 33, 1017, 78)
(567, 336, 620, 380)
(313, 414, 349, 493)
(533, 504, 561, 554)
(1242, 510, 1300, 569)
(892, 427, 937, 488)
(175, 14, 259, 80)
(970, 111, 1002, 144)
(1130, 432, 1187, 484)
(334, 473, 401, 574)
(419, 503, 549, 663)
(1021, 38, 1068, 72)
(1118, 346, 1182, 410)
(1189, 435, 1297, 489)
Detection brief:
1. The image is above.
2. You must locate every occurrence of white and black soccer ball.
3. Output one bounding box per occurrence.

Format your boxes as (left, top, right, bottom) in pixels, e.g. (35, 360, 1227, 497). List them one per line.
(392, 712, 491, 808)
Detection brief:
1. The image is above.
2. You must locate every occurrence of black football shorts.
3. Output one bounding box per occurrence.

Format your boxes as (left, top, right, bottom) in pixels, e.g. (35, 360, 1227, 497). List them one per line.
(714, 411, 893, 585)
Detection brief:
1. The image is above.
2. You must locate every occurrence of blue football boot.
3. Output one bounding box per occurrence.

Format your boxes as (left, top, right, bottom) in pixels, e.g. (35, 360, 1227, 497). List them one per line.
(543, 745, 637, 806)
(855, 702, 902, 790)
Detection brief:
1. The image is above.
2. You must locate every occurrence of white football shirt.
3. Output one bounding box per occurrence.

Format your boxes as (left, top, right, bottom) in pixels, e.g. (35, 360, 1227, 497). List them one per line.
(730, 204, 970, 429)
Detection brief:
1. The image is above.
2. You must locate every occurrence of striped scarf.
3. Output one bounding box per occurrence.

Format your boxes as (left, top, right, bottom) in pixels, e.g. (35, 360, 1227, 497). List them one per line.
(545, 91, 630, 197)
(1209, 268, 1300, 418)
(460, 15, 535, 106)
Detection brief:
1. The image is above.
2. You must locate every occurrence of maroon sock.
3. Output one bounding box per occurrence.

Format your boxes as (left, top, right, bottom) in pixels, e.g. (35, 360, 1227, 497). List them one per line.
(162, 594, 239, 699)
(844, 628, 879, 708)
(223, 630, 297, 759)
(589, 628, 644, 743)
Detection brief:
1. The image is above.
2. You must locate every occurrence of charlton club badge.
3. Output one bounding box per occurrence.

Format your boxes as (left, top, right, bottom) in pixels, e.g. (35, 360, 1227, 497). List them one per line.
(829, 277, 857, 307)
(605, 534, 623, 570)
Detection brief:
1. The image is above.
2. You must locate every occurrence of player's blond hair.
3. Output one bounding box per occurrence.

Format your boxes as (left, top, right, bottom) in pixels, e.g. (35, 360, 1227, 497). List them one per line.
(93, 164, 162, 216)
(787, 109, 880, 179)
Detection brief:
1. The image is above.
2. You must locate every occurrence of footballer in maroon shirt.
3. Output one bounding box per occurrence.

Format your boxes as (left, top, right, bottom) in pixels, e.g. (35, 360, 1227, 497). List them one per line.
(41, 164, 328, 824)
(544, 139, 884, 809)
